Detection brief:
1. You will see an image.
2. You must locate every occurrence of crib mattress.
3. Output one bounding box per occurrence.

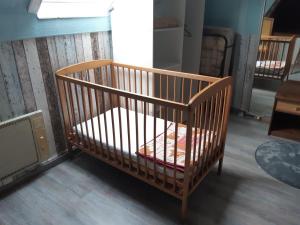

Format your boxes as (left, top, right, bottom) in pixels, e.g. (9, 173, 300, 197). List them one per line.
(74, 108, 212, 178)
(255, 60, 286, 76)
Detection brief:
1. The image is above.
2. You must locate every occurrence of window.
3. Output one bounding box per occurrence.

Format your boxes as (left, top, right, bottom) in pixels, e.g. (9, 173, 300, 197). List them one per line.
(29, 0, 112, 19)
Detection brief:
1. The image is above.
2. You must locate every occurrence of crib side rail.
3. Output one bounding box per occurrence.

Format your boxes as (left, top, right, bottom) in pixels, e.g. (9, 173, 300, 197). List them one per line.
(184, 77, 232, 194)
(56, 60, 113, 77)
(112, 62, 219, 83)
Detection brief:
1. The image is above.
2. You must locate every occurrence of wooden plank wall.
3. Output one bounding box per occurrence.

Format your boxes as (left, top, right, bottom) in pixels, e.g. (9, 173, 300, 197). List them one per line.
(231, 34, 260, 112)
(0, 31, 112, 158)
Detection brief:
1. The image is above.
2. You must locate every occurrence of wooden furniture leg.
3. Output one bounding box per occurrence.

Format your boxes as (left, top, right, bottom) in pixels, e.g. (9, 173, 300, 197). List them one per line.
(217, 157, 223, 176)
(181, 196, 188, 221)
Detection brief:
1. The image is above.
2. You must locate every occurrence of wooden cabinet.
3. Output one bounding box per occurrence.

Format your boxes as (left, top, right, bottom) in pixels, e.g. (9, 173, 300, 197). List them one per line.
(276, 101, 300, 116)
(269, 81, 300, 142)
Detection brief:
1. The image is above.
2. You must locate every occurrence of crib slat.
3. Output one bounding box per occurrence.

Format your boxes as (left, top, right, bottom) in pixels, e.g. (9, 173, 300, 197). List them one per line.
(218, 87, 228, 155)
(128, 68, 132, 110)
(181, 78, 185, 122)
(134, 69, 137, 111)
(146, 71, 149, 113)
(163, 106, 168, 186)
(94, 89, 105, 156)
(159, 74, 162, 118)
(62, 81, 72, 135)
(266, 41, 274, 76)
(117, 95, 124, 165)
(166, 75, 169, 101)
(191, 104, 199, 185)
(135, 99, 141, 173)
(199, 100, 208, 173)
(143, 101, 149, 176)
(122, 66, 126, 91)
(258, 40, 266, 78)
(205, 97, 214, 169)
(125, 97, 133, 169)
(153, 104, 158, 180)
(192, 103, 200, 167)
(140, 70, 143, 113)
(74, 82, 85, 144)
(189, 80, 193, 102)
(196, 103, 204, 175)
(117, 66, 120, 89)
(270, 42, 278, 78)
(80, 83, 92, 149)
(101, 90, 110, 157)
(173, 109, 179, 190)
(109, 93, 118, 161)
(173, 77, 177, 121)
(87, 86, 97, 153)
(67, 82, 78, 142)
(203, 99, 211, 170)
(262, 40, 271, 77)
(214, 91, 222, 152)
(278, 42, 286, 79)
(210, 94, 219, 160)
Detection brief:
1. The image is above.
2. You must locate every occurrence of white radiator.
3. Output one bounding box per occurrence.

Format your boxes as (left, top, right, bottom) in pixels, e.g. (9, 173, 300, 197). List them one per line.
(0, 110, 49, 187)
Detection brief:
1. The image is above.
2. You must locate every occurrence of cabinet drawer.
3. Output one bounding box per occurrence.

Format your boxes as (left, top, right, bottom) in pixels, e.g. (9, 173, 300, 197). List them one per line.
(276, 101, 300, 115)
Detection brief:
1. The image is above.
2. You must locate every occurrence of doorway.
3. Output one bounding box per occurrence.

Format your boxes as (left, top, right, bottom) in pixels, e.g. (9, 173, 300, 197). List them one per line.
(249, 0, 300, 120)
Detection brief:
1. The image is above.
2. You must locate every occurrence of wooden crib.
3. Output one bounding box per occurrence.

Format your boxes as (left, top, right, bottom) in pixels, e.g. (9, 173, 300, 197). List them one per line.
(255, 35, 296, 81)
(55, 60, 232, 219)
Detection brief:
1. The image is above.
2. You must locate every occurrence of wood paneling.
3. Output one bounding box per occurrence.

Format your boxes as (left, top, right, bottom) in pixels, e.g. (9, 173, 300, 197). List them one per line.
(0, 31, 112, 158)
(0, 68, 12, 120)
(36, 38, 66, 152)
(23, 39, 57, 157)
(12, 41, 37, 113)
(0, 42, 26, 117)
(231, 35, 261, 111)
(241, 35, 260, 110)
(74, 34, 85, 62)
(91, 32, 100, 60)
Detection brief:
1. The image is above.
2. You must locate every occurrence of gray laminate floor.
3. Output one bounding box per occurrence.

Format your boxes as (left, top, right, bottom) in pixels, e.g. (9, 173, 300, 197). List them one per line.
(250, 88, 275, 118)
(0, 115, 299, 225)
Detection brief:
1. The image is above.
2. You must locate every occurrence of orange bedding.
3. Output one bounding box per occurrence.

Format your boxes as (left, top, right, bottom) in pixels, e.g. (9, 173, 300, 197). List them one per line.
(138, 123, 213, 172)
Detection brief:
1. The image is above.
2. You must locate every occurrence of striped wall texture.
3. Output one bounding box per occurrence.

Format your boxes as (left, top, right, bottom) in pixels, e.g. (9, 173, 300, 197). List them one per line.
(0, 32, 112, 157)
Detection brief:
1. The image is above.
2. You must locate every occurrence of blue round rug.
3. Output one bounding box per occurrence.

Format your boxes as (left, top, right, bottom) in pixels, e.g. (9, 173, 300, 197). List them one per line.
(255, 140, 300, 189)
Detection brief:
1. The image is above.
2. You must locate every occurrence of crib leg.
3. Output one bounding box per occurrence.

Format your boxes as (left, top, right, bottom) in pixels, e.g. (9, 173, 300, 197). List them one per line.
(217, 157, 223, 176)
(67, 142, 73, 152)
(181, 197, 188, 222)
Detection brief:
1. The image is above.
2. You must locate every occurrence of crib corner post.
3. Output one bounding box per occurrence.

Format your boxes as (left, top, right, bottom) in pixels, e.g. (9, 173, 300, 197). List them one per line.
(181, 196, 189, 221)
(66, 141, 73, 152)
(181, 107, 193, 220)
(217, 142, 225, 176)
(217, 157, 223, 176)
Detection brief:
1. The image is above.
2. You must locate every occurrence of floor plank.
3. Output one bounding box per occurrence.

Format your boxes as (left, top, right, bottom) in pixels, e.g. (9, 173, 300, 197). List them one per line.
(0, 115, 299, 225)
